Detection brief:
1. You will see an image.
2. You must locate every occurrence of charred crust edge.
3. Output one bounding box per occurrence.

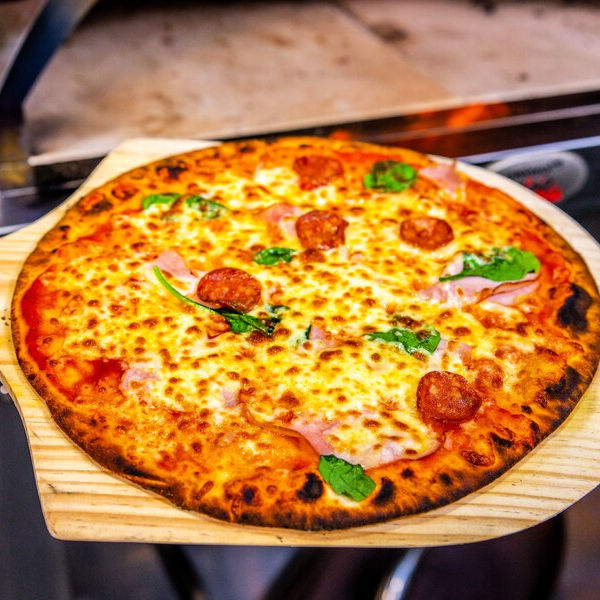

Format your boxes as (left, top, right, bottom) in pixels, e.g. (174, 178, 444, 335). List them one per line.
(372, 477, 395, 505)
(545, 366, 582, 401)
(558, 284, 593, 332)
(296, 472, 324, 502)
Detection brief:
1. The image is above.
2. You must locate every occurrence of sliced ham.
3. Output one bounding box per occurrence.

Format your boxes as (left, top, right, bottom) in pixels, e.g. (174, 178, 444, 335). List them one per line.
(152, 250, 202, 294)
(420, 163, 464, 194)
(420, 254, 539, 307)
(483, 280, 539, 306)
(333, 436, 441, 470)
(308, 324, 337, 348)
(288, 415, 441, 469)
(259, 203, 302, 237)
(287, 419, 336, 455)
(429, 339, 473, 371)
(221, 387, 240, 408)
(120, 363, 157, 393)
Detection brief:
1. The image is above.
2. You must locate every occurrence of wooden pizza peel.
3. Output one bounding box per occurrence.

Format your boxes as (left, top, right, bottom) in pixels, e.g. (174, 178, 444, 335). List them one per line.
(1, 137, 599, 546)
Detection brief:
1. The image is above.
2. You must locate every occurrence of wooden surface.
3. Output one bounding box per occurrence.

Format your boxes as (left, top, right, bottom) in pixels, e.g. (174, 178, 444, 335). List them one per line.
(1, 138, 600, 546)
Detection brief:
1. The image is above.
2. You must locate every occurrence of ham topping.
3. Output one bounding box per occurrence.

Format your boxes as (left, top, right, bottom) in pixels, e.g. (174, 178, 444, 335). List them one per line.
(221, 386, 240, 408)
(332, 435, 441, 470)
(288, 415, 441, 469)
(287, 419, 336, 455)
(429, 339, 473, 371)
(260, 203, 303, 237)
(307, 324, 337, 348)
(152, 250, 201, 294)
(420, 163, 464, 193)
(120, 363, 158, 393)
(420, 255, 539, 307)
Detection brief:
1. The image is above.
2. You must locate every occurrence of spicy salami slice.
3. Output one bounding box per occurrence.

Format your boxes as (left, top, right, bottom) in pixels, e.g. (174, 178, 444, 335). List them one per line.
(417, 371, 482, 424)
(400, 216, 454, 250)
(293, 155, 343, 190)
(295, 210, 348, 250)
(196, 268, 262, 313)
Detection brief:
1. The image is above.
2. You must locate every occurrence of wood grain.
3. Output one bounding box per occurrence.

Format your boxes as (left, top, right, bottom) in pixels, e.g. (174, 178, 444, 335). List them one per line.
(1, 138, 599, 545)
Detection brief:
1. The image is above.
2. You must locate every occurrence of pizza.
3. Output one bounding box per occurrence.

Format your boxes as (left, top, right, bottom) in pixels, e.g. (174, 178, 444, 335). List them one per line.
(11, 137, 600, 530)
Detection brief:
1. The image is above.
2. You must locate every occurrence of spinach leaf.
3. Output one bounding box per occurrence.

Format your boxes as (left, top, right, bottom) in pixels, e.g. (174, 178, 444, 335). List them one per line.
(302, 324, 312, 341)
(216, 311, 271, 335)
(262, 304, 290, 334)
(363, 161, 418, 193)
(364, 325, 440, 354)
(185, 195, 227, 219)
(253, 247, 297, 266)
(293, 324, 312, 346)
(439, 246, 541, 282)
(153, 266, 272, 335)
(318, 455, 376, 502)
(265, 304, 290, 315)
(142, 193, 181, 210)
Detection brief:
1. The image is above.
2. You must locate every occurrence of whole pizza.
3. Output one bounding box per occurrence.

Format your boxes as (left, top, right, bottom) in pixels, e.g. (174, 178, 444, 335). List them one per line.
(11, 137, 600, 530)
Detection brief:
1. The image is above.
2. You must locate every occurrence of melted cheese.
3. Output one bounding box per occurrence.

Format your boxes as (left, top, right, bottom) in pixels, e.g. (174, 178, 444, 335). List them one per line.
(26, 152, 584, 475)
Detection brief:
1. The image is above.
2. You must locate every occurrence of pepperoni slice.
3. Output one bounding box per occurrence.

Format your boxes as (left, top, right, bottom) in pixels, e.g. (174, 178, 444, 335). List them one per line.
(196, 268, 262, 313)
(293, 155, 344, 190)
(417, 371, 482, 424)
(295, 210, 348, 250)
(400, 217, 454, 250)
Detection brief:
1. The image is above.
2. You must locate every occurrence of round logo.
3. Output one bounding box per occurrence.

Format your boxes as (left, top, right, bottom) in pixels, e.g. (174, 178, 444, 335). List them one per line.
(488, 151, 588, 204)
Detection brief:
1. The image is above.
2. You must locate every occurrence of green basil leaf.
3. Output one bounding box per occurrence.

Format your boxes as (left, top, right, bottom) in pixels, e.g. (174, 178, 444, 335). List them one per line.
(363, 326, 440, 354)
(153, 266, 209, 309)
(363, 161, 418, 193)
(185, 195, 227, 219)
(265, 304, 290, 316)
(217, 311, 270, 335)
(318, 455, 376, 502)
(142, 193, 180, 210)
(153, 266, 273, 336)
(253, 247, 297, 266)
(260, 304, 289, 334)
(439, 246, 541, 282)
(293, 324, 312, 346)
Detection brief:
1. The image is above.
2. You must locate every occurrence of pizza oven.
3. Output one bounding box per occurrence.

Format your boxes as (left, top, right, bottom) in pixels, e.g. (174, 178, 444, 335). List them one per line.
(2, 2, 600, 599)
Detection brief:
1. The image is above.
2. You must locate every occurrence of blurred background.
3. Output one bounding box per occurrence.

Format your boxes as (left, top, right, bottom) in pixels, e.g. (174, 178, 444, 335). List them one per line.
(1, 1, 600, 598)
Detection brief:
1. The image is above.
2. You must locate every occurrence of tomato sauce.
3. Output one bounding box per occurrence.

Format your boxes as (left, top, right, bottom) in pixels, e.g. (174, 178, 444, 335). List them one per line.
(21, 274, 125, 401)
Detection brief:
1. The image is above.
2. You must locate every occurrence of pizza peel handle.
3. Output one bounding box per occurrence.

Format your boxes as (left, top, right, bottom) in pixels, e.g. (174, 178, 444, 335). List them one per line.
(0, 138, 600, 545)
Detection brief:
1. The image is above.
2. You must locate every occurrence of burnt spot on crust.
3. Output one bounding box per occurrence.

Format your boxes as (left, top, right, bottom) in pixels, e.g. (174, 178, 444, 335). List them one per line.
(401, 467, 414, 479)
(296, 472, 323, 502)
(113, 456, 157, 480)
(461, 450, 493, 467)
(521, 404, 532, 414)
(558, 284, 593, 332)
(490, 433, 513, 449)
(83, 199, 113, 215)
(156, 162, 188, 181)
(373, 477, 395, 505)
(545, 366, 582, 401)
(439, 472, 453, 486)
(242, 485, 257, 505)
